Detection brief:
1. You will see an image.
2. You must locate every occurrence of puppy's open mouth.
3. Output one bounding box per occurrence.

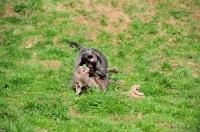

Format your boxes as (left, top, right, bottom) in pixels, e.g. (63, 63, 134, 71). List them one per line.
(82, 68, 87, 73)
(88, 55, 95, 62)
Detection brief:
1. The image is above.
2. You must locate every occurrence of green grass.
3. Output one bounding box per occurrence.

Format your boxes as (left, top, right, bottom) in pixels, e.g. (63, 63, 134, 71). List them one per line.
(0, 0, 200, 131)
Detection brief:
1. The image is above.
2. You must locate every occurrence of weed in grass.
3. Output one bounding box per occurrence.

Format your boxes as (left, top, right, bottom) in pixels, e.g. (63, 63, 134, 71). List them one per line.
(13, 3, 26, 13)
(77, 9, 90, 16)
(111, 0, 118, 8)
(161, 61, 172, 71)
(169, 9, 189, 19)
(4, 16, 21, 24)
(100, 13, 107, 26)
(97, 30, 112, 42)
(118, 18, 124, 22)
(28, 0, 43, 10)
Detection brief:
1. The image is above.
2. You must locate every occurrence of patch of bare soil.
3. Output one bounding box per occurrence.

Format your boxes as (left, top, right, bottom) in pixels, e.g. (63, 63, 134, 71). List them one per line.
(140, 7, 156, 23)
(68, 105, 79, 116)
(124, 0, 157, 23)
(136, 113, 144, 119)
(147, 54, 169, 73)
(24, 37, 42, 48)
(109, 113, 136, 122)
(86, 30, 97, 40)
(3, 6, 17, 17)
(24, 40, 34, 48)
(123, 63, 133, 73)
(171, 60, 179, 70)
(52, 35, 61, 46)
(56, 0, 131, 34)
(150, 57, 200, 77)
(41, 60, 62, 68)
(0, 37, 4, 43)
(55, 2, 71, 11)
(21, 54, 62, 68)
(167, 16, 189, 32)
(168, 16, 176, 25)
(191, 67, 199, 78)
(190, 0, 200, 22)
(190, 10, 200, 21)
(155, 121, 172, 129)
(108, 114, 122, 122)
(158, 30, 167, 36)
(147, 0, 160, 3)
(166, 1, 200, 32)
(36, 127, 48, 132)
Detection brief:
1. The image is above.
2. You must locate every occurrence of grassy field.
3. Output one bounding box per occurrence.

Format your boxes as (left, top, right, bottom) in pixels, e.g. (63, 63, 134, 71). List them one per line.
(0, 0, 200, 131)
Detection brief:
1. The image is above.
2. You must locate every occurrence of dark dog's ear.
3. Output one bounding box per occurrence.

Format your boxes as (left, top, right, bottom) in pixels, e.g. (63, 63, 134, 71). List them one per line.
(93, 49, 102, 56)
(82, 49, 87, 54)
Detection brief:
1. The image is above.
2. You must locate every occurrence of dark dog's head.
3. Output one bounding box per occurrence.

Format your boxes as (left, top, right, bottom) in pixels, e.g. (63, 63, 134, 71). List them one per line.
(82, 48, 97, 63)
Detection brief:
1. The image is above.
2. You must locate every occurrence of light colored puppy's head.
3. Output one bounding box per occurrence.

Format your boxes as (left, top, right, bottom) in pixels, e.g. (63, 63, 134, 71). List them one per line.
(74, 66, 90, 95)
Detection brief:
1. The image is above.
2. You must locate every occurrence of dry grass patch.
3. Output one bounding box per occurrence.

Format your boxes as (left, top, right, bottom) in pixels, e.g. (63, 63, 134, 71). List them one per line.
(52, 35, 64, 46)
(123, 63, 133, 73)
(190, 12, 200, 21)
(3, 6, 18, 17)
(24, 37, 42, 48)
(140, 7, 156, 23)
(55, 0, 131, 34)
(149, 57, 200, 77)
(68, 105, 80, 117)
(0, 37, 4, 43)
(122, 0, 157, 23)
(56, 2, 71, 11)
(35, 127, 48, 132)
(108, 113, 136, 122)
(21, 55, 62, 68)
(155, 121, 172, 129)
(86, 30, 97, 40)
(41, 60, 62, 68)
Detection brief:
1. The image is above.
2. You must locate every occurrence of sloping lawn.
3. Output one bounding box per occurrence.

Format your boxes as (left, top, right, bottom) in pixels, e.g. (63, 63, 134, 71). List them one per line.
(0, 0, 199, 131)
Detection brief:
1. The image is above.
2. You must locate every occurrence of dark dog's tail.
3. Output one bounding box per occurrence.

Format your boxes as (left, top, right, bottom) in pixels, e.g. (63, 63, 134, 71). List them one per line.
(68, 42, 84, 50)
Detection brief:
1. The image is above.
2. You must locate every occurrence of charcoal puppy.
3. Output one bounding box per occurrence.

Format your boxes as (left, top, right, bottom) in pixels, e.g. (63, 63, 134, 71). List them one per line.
(69, 42, 109, 90)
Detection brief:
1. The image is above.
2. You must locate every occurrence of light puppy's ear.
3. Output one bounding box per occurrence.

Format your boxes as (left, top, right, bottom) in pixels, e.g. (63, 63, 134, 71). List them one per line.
(76, 84, 82, 95)
(77, 66, 83, 73)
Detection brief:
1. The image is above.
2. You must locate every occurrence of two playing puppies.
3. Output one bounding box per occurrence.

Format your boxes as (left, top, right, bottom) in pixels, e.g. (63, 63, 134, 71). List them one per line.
(74, 65, 118, 95)
(69, 42, 109, 90)
(69, 41, 145, 98)
(69, 41, 112, 94)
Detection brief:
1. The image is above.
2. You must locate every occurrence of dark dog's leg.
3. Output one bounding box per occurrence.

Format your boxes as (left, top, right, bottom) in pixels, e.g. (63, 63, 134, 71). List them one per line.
(96, 70, 109, 90)
(107, 68, 118, 73)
